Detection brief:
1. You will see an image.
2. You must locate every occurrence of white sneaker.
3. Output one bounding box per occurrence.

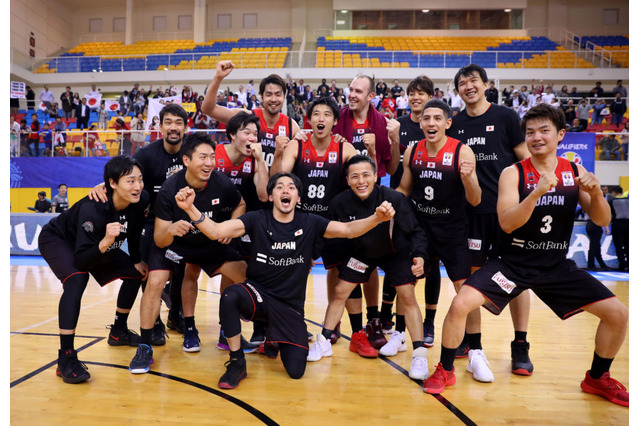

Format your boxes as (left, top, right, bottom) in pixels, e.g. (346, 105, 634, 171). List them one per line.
(466, 349, 494, 382)
(379, 330, 407, 356)
(409, 347, 429, 380)
(307, 333, 332, 362)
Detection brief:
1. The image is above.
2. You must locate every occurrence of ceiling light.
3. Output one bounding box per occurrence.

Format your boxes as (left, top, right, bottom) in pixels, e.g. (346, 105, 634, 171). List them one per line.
(340, 10, 348, 14)
(422, 9, 430, 13)
(504, 9, 512, 12)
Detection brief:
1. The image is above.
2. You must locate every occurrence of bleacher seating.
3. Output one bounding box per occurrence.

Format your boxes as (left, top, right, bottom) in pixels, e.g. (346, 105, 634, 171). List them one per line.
(575, 35, 629, 68)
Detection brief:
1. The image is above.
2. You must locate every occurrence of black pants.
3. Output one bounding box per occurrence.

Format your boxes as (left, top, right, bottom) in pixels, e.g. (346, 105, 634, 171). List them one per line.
(611, 219, 629, 270)
(586, 221, 606, 268)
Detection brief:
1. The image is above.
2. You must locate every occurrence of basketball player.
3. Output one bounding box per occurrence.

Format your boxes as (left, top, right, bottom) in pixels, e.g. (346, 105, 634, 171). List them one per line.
(308, 155, 429, 381)
(393, 99, 480, 357)
(39, 156, 148, 383)
(202, 60, 300, 170)
(173, 172, 396, 389)
(424, 104, 629, 408)
(129, 133, 247, 374)
(447, 64, 532, 381)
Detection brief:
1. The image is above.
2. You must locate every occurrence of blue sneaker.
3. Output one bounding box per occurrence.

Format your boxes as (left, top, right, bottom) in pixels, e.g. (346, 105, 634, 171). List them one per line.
(183, 327, 201, 353)
(217, 330, 258, 353)
(129, 344, 154, 374)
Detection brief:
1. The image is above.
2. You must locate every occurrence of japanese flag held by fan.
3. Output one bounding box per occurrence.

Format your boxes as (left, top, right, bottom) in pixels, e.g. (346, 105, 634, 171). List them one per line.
(38, 101, 48, 111)
(146, 94, 182, 130)
(84, 93, 102, 108)
(104, 100, 119, 112)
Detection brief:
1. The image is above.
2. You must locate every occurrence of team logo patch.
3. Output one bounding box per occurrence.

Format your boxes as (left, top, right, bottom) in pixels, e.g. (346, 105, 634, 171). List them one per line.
(527, 172, 535, 182)
(328, 152, 337, 163)
(231, 170, 238, 176)
(561, 171, 574, 186)
(279, 125, 287, 136)
(427, 162, 436, 169)
(243, 161, 252, 173)
(417, 150, 423, 158)
(266, 132, 273, 139)
(486, 125, 494, 132)
(212, 198, 220, 205)
(241, 234, 251, 242)
(316, 162, 324, 168)
(82, 221, 94, 233)
(295, 229, 303, 236)
(468, 238, 482, 251)
(443, 152, 453, 166)
(492, 271, 517, 294)
(346, 257, 368, 273)
(219, 159, 225, 166)
(165, 249, 183, 264)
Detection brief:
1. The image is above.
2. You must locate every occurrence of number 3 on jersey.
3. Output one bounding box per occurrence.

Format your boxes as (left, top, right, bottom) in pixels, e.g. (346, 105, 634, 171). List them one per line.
(308, 184, 325, 199)
(540, 215, 553, 233)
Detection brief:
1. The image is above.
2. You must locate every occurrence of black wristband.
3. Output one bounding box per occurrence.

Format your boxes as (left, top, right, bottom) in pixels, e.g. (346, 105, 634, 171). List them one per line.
(191, 212, 205, 225)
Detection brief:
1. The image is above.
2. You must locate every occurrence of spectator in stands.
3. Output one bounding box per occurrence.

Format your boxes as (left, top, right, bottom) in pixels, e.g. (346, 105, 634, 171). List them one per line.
(446, 82, 464, 114)
(72, 93, 81, 118)
(236, 85, 248, 107)
(599, 134, 621, 161)
(40, 122, 52, 156)
(113, 117, 131, 155)
(246, 79, 255, 96)
(485, 81, 499, 104)
(19, 118, 29, 156)
(563, 99, 577, 124)
(334, 88, 346, 106)
(83, 124, 100, 156)
(505, 89, 524, 109)
(296, 79, 306, 103)
(569, 87, 580, 99)
(52, 116, 67, 148)
(60, 87, 74, 120)
(390, 79, 403, 98)
(49, 102, 59, 118)
(577, 98, 591, 129)
(26, 85, 35, 110)
(148, 116, 161, 143)
(590, 81, 604, 98)
(318, 86, 330, 98)
(569, 118, 584, 132)
(517, 99, 531, 120)
(29, 191, 52, 213)
(52, 183, 69, 213)
(286, 77, 297, 99)
(130, 112, 146, 155)
(591, 99, 607, 126)
(247, 94, 261, 110)
(129, 83, 140, 104)
(40, 85, 55, 112)
(118, 90, 130, 116)
(612, 80, 627, 98)
(76, 97, 91, 131)
(557, 85, 571, 102)
(318, 78, 330, 94)
(329, 79, 340, 97)
(194, 109, 214, 130)
(98, 101, 109, 130)
(540, 86, 556, 105)
(619, 121, 629, 160)
(133, 93, 146, 116)
(10, 115, 21, 157)
(376, 80, 388, 97)
(86, 84, 101, 111)
(609, 93, 627, 128)
(396, 90, 409, 116)
(608, 186, 629, 272)
(502, 85, 514, 103)
(29, 113, 40, 157)
(381, 88, 396, 119)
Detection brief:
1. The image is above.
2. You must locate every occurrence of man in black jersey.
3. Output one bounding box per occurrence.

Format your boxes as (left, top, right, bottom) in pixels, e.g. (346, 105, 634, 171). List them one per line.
(446, 64, 533, 380)
(425, 104, 629, 408)
(39, 156, 148, 384)
(129, 133, 248, 374)
(173, 172, 395, 389)
(309, 155, 430, 381)
(202, 60, 300, 170)
(383, 75, 436, 342)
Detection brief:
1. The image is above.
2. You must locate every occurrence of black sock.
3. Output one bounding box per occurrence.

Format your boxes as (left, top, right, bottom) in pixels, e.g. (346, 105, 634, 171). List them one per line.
(589, 352, 614, 379)
(155, 314, 162, 325)
(349, 312, 362, 333)
(366, 306, 379, 322)
(140, 328, 153, 345)
(395, 314, 406, 333)
(424, 308, 436, 324)
(412, 341, 424, 351)
(230, 349, 245, 361)
(468, 333, 482, 350)
(60, 334, 75, 351)
(380, 302, 393, 320)
(514, 331, 528, 342)
(321, 327, 333, 340)
(184, 316, 196, 331)
(441, 346, 457, 371)
(113, 311, 129, 330)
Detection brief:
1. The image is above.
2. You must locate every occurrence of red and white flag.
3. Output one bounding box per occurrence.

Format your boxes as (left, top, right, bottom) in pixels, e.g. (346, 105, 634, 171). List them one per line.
(38, 101, 47, 111)
(84, 93, 102, 108)
(105, 100, 119, 112)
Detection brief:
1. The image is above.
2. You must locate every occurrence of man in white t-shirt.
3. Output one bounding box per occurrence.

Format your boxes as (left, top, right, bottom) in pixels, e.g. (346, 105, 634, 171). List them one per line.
(395, 90, 409, 116)
(540, 87, 556, 105)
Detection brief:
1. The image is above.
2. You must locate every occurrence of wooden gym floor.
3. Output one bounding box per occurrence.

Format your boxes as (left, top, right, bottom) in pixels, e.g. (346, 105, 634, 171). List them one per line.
(10, 257, 630, 425)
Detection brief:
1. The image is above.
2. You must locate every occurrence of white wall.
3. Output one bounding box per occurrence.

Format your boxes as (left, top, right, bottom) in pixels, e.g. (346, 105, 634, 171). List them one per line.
(10, 0, 74, 57)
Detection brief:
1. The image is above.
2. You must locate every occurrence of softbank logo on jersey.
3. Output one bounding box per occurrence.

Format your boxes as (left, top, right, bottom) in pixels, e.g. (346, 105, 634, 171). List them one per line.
(512, 237, 568, 250)
(256, 253, 268, 263)
(492, 271, 516, 294)
(258, 252, 305, 266)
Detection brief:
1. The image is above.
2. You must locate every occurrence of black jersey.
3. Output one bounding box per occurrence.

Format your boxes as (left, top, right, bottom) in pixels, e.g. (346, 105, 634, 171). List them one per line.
(43, 191, 149, 270)
(493, 157, 580, 273)
(253, 109, 293, 169)
(214, 143, 263, 211)
(240, 210, 329, 310)
(154, 169, 241, 247)
(447, 104, 524, 213)
(292, 135, 345, 217)
(133, 139, 184, 220)
(328, 186, 427, 260)
(389, 114, 424, 189)
(408, 137, 468, 235)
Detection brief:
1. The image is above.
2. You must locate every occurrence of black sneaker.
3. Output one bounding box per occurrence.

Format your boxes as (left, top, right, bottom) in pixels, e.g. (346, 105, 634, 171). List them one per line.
(511, 340, 534, 376)
(107, 325, 141, 347)
(250, 322, 267, 345)
(423, 319, 435, 348)
(129, 344, 154, 374)
(216, 331, 258, 353)
(455, 339, 470, 358)
(218, 358, 247, 389)
(167, 315, 186, 334)
(151, 319, 168, 346)
(57, 349, 90, 384)
(380, 314, 395, 335)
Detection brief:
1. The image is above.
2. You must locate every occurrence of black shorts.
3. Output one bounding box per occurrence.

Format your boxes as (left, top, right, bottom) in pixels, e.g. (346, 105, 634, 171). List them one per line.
(338, 252, 417, 286)
(139, 221, 154, 263)
(464, 258, 616, 319)
(467, 212, 500, 267)
(236, 281, 309, 350)
(420, 219, 471, 283)
(318, 238, 350, 270)
(39, 228, 142, 286)
(148, 241, 242, 276)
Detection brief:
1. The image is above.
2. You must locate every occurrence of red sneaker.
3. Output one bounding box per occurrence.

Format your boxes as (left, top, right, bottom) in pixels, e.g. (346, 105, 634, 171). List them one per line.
(580, 371, 629, 407)
(423, 363, 456, 394)
(349, 330, 378, 358)
(330, 321, 341, 344)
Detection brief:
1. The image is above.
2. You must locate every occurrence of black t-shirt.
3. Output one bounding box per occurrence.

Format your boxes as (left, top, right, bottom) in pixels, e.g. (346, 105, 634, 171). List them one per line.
(154, 169, 241, 247)
(240, 210, 329, 310)
(44, 191, 149, 270)
(133, 139, 184, 220)
(389, 114, 424, 189)
(447, 104, 524, 213)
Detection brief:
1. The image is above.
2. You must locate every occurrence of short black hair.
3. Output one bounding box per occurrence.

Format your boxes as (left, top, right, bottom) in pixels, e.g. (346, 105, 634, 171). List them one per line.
(180, 132, 216, 159)
(422, 99, 451, 118)
(104, 155, 143, 196)
(306, 97, 340, 121)
(610, 185, 623, 194)
(160, 103, 188, 124)
(226, 111, 261, 140)
(521, 103, 566, 133)
(38, 191, 46, 197)
(259, 74, 287, 97)
(267, 172, 303, 196)
(454, 64, 488, 91)
(406, 75, 435, 97)
(58, 183, 67, 189)
(344, 154, 377, 175)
